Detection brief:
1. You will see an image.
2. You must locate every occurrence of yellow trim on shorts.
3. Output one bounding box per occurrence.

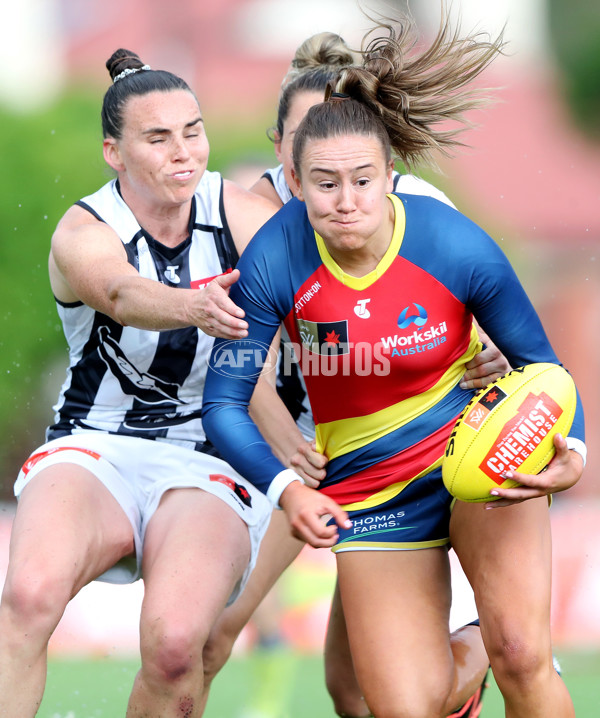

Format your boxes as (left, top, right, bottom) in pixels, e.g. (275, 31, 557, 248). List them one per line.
(314, 194, 406, 290)
(339, 456, 443, 512)
(332, 537, 450, 553)
(315, 326, 482, 459)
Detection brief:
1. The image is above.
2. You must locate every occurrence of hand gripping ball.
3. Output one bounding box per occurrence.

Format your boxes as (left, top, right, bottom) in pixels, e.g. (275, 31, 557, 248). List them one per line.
(442, 363, 576, 502)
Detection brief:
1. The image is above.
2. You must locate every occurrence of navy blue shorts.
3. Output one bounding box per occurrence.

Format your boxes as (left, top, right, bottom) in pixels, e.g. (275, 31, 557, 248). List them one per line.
(330, 467, 452, 553)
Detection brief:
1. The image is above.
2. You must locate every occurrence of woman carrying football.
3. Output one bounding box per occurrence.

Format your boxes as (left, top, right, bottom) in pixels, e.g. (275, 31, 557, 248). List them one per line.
(201, 32, 509, 718)
(202, 10, 585, 718)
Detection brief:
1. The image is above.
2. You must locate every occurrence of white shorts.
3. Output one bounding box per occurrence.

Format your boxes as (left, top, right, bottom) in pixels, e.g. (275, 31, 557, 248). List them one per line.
(15, 432, 273, 604)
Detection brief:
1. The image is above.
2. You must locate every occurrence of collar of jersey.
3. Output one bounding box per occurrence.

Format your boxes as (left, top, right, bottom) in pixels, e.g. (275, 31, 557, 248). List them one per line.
(314, 193, 405, 290)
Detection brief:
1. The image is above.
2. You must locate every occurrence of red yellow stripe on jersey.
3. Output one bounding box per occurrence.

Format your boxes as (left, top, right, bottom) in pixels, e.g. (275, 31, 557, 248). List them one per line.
(315, 325, 480, 461)
(320, 416, 456, 506)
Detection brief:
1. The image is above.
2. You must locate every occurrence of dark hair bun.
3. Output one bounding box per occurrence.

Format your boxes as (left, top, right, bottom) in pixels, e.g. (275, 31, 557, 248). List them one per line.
(106, 49, 145, 82)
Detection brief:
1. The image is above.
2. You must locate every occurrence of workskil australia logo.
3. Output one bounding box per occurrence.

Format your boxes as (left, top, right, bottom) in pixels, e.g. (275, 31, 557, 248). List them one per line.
(397, 303, 428, 330)
(381, 302, 448, 356)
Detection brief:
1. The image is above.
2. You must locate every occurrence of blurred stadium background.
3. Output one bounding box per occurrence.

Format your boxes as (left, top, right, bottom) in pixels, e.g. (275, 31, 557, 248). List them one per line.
(0, 0, 599, 715)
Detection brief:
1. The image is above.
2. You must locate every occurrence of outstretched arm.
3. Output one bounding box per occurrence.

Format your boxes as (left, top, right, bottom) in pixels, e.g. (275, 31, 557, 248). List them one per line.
(50, 205, 250, 338)
(461, 223, 586, 485)
(203, 216, 326, 503)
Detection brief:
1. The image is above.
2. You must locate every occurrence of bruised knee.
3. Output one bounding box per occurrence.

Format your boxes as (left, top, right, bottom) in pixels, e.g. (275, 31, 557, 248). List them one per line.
(140, 617, 207, 687)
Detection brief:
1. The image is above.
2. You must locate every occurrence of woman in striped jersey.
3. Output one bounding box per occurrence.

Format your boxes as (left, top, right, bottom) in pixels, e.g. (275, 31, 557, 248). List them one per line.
(202, 12, 585, 718)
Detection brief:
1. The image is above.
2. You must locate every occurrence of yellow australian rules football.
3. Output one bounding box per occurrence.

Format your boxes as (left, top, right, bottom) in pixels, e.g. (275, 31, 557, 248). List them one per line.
(442, 362, 577, 502)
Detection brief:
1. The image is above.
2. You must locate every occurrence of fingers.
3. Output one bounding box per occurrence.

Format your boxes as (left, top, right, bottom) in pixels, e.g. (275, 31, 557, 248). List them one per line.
(202, 312, 249, 339)
(459, 370, 504, 391)
(290, 462, 325, 488)
(485, 434, 583, 508)
(194, 270, 249, 338)
(485, 471, 552, 506)
(484, 487, 543, 508)
(290, 515, 341, 548)
(289, 441, 328, 487)
(292, 503, 351, 548)
(460, 343, 511, 390)
(328, 503, 352, 531)
(461, 327, 511, 390)
(551, 432, 570, 459)
(214, 268, 242, 292)
(279, 482, 351, 548)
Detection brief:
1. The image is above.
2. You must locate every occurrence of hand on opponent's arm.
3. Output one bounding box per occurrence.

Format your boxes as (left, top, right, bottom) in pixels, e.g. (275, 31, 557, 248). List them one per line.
(50, 206, 249, 338)
(279, 481, 352, 548)
(190, 269, 249, 338)
(485, 433, 584, 508)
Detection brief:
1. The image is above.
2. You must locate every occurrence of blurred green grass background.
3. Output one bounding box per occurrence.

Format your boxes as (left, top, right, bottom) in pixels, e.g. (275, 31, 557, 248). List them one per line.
(38, 649, 600, 717)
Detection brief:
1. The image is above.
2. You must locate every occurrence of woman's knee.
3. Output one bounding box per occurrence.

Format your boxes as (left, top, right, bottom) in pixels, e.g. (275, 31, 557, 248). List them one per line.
(357, 660, 452, 718)
(1, 565, 72, 637)
(356, 665, 451, 718)
(488, 632, 549, 691)
(139, 613, 209, 686)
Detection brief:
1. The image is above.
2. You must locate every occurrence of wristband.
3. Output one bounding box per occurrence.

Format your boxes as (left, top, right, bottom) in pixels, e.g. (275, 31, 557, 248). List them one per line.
(267, 468, 304, 508)
(566, 437, 587, 467)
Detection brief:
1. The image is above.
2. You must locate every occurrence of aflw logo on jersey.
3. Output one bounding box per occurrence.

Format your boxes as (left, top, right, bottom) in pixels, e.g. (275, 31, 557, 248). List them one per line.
(381, 302, 448, 357)
(297, 318, 349, 355)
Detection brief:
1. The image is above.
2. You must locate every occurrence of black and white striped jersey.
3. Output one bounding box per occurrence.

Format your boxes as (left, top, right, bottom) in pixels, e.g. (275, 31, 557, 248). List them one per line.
(48, 170, 238, 452)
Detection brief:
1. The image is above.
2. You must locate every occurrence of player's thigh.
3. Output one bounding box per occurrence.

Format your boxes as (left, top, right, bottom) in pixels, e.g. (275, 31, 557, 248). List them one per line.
(141, 488, 252, 632)
(450, 498, 553, 647)
(201, 511, 302, 680)
(212, 508, 303, 639)
(9, 463, 135, 593)
(336, 548, 453, 705)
